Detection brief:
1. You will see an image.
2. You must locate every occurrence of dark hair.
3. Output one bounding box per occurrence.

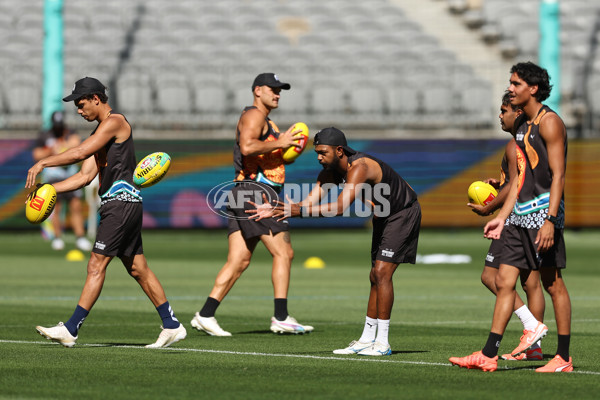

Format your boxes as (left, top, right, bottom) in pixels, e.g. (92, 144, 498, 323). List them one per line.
(78, 92, 109, 103)
(510, 62, 552, 102)
(501, 91, 521, 111)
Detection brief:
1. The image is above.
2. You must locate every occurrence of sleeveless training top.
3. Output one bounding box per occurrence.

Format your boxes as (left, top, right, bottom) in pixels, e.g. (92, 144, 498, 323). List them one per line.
(92, 112, 141, 205)
(510, 105, 567, 229)
(499, 150, 510, 190)
(344, 152, 418, 217)
(233, 106, 285, 186)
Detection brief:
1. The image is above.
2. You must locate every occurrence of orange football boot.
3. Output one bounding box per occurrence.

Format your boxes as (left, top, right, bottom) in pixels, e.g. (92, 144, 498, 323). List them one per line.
(501, 345, 543, 361)
(511, 322, 548, 357)
(449, 351, 498, 372)
(536, 355, 573, 373)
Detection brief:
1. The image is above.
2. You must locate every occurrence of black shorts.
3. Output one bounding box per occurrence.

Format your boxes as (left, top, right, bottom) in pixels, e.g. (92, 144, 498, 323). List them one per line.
(371, 201, 421, 265)
(501, 224, 566, 270)
(227, 181, 289, 240)
(93, 201, 143, 257)
(485, 237, 504, 269)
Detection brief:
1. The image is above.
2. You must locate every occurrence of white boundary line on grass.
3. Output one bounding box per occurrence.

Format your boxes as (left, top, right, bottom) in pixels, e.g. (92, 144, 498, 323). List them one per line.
(2, 339, 599, 375)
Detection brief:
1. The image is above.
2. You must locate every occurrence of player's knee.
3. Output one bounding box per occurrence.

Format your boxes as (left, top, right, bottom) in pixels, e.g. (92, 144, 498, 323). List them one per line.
(127, 265, 143, 280)
(543, 279, 566, 297)
(371, 265, 393, 284)
(481, 271, 495, 290)
(494, 274, 513, 292)
(87, 254, 107, 278)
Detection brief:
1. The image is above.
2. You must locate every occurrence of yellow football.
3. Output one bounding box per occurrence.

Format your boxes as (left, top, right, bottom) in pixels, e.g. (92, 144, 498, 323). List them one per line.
(25, 183, 57, 224)
(468, 181, 498, 206)
(282, 122, 309, 164)
(133, 152, 171, 188)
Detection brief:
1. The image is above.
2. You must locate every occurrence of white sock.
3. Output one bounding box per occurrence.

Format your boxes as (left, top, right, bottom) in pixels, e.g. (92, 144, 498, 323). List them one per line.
(514, 305, 538, 331)
(375, 319, 390, 347)
(358, 316, 377, 343)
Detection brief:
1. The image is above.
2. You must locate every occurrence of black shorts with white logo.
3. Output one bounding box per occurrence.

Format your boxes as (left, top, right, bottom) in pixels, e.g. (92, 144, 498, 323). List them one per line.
(227, 181, 289, 240)
(485, 237, 504, 269)
(371, 201, 421, 265)
(501, 224, 566, 270)
(93, 200, 143, 257)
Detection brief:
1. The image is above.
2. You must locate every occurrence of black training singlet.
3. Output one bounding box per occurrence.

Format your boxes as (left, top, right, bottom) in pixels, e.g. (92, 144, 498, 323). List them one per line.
(511, 105, 567, 229)
(92, 112, 141, 205)
(499, 144, 511, 190)
(346, 152, 418, 217)
(233, 106, 285, 185)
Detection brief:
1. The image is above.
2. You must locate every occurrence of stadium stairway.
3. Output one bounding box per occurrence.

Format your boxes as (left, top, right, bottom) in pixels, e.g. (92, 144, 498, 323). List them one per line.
(390, 0, 513, 109)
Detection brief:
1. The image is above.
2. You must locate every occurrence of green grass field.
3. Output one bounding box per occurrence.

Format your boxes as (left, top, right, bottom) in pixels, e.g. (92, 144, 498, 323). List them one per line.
(1, 228, 599, 399)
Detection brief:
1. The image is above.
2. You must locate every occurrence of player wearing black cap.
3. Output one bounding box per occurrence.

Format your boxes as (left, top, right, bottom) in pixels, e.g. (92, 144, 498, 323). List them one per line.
(191, 73, 314, 336)
(26, 77, 186, 348)
(249, 127, 421, 356)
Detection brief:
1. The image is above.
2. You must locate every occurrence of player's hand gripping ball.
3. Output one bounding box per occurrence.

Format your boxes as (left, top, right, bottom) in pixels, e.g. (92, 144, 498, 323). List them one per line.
(282, 122, 309, 164)
(468, 181, 498, 206)
(25, 183, 57, 224)
(133, 152, 171, 188)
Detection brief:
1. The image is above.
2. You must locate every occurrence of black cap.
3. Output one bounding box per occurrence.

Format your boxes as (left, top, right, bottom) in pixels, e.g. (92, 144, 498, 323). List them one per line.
(62, 77, 107, 102)
(252, 73, 291, 91)
(313, 127, 356, 155)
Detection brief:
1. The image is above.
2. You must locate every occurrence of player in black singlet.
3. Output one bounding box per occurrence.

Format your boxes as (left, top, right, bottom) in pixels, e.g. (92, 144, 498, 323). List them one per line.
(249, 127, 421, 356)
(26, 77, 186, 348)
(191, 73, 314, 336)
(468, 92, 545, 361)
(450, 62, 573, 373)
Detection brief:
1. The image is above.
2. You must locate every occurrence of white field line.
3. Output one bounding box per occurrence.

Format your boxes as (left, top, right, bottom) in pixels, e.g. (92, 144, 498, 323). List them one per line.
(1, 319, 600, 329)
(1, 339, 599, 375)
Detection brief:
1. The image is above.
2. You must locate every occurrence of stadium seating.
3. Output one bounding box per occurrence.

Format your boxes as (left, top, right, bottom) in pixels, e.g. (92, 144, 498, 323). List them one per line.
(449, 0, 600, 135)
(0, 0, 598, 134)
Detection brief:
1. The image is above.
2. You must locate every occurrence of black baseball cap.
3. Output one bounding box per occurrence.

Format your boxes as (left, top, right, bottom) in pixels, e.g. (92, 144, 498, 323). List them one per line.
(252, 73, 291, 91)
(313, 127, 356, 155)
(62, 77, 107, 102)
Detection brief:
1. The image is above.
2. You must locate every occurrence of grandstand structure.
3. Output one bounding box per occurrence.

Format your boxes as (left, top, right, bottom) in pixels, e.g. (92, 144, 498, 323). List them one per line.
(0, 0, 599, 137)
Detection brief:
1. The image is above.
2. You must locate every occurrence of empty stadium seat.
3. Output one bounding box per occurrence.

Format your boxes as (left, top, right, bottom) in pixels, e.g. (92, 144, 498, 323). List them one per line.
(7, 0, 600, 131)
(155, 72, 193, 114)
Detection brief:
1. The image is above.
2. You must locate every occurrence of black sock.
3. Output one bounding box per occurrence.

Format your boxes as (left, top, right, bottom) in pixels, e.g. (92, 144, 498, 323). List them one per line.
(482, 332, 503, 358)
(199, 297, 220, 318)
(274, 298, 288, 321)
(556, 334, 570, 361)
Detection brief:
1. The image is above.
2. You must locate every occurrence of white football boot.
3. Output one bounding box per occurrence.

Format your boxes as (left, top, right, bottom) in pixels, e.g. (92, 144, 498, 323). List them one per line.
(145, 324, 187, 348)
(357, 341, 392, 356)
(270, 316, 314, 334)
(36, 322, 77, 347)
(51, 238, 65, 251)
(190, 313, 232, 336)
(76, 236, 93, 252)
(333, 340, 374, 355)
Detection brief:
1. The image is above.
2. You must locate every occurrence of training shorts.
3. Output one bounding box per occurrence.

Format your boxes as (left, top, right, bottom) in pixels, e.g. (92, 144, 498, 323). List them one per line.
(484, 237, 504, 269)
(93, 200, 143, 257)
(500, 224, 566, 270)
(371, 200, 421, 265)
(227, 181, 289, 240)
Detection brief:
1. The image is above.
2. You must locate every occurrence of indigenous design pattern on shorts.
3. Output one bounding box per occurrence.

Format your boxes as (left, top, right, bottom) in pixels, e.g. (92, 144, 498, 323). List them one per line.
(510, 194, 565, 230)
